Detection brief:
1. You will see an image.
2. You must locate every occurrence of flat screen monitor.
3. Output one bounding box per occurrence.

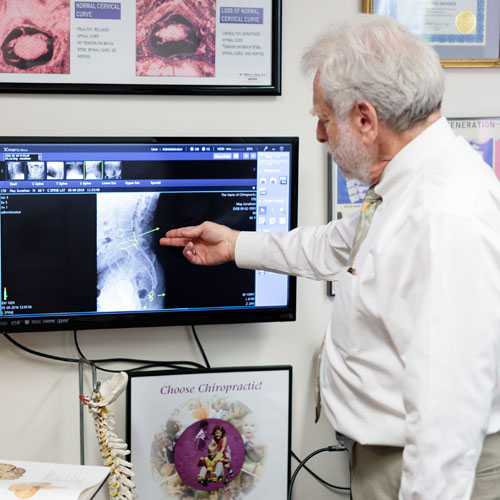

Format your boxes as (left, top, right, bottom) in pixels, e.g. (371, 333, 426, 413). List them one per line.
(0, 137, 298, 333)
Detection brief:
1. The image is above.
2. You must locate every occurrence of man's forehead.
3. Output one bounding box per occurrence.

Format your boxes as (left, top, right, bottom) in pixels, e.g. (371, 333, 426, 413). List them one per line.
(312, 76, 333, 116)
(312, 71, 322, 98)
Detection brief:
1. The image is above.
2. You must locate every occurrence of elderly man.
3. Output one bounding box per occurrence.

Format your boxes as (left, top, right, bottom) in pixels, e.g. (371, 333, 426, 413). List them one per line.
(160, 15, 500, 499)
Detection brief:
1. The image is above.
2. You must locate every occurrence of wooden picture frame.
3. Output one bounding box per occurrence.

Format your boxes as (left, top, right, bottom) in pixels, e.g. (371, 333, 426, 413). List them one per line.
(362, 0, 500, 67)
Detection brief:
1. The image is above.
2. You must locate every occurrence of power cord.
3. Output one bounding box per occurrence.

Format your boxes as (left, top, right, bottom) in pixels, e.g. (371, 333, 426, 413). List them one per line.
(3, 332, 80, 363)
(191, 325, 210, 368)
(288, 445, 350, 499)
(2, 331, 205, 372)
(73, 329, 205, 372)
(291, 450, 350, 492)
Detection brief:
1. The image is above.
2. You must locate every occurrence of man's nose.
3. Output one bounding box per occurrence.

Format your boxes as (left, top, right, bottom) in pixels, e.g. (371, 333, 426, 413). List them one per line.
(316, 120, 328, 143)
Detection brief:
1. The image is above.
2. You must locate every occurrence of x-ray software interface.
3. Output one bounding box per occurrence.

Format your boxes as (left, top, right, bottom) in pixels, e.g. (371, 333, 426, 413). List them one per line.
(0, 141, 294, 327)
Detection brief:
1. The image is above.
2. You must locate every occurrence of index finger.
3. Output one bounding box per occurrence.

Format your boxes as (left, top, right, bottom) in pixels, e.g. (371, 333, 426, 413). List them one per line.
(159, 235, 189, 247)
(164, 225, 202, 239)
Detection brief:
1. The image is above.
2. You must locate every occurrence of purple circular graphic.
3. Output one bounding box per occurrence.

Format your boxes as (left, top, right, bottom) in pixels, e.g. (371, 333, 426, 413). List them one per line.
(174, 418, 245, 491)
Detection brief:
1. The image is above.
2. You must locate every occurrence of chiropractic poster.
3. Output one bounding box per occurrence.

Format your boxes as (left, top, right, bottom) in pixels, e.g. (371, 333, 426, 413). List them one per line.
(127, 366, 291, 499)
(0, 0, 279, 93)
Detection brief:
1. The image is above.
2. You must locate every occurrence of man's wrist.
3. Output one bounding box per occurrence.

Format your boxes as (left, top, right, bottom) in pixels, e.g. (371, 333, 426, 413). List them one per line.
(228, 230, 240, 262)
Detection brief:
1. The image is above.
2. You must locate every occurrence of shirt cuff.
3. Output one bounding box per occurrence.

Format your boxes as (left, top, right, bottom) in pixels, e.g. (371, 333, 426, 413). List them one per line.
(235, 231, 266, 269)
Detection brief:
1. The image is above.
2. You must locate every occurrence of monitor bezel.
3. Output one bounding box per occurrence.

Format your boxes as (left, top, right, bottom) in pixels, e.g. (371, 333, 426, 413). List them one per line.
(0, 135, 298, 333)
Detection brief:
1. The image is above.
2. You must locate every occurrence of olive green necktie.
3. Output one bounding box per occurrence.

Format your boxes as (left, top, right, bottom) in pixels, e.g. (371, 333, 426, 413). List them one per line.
(315, 186, 382, 423)
(347, 186, 383, 267)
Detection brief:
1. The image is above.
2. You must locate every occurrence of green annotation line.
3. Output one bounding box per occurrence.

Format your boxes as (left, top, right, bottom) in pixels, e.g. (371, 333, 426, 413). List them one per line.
(138, 227, 160, 237)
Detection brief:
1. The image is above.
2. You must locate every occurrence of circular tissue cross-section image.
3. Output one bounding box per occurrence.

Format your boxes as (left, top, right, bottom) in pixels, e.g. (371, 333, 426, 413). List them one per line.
(174, 419, 245, 492)
(136, 0, 215, 77)
(149, 394, 268, 499)
(0, 0, 70, 74)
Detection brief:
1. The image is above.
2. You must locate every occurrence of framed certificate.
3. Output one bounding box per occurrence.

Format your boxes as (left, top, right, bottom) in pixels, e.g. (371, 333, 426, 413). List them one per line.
(0, 0, 282, 95)
(127, 365, 292, 499)
(362, 0, 500, 67)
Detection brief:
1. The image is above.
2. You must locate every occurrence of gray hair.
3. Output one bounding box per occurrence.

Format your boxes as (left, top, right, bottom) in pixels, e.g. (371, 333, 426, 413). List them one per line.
(302, 15, 444, 131)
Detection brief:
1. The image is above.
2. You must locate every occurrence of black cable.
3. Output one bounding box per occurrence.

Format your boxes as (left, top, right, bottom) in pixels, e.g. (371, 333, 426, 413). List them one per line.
(288, 445, 349, 500)
(91, 357, 204, 370)
(124, 362, 201, 372)
(291, 450, 350, 492)
(73, 329, 87, 360)
(3, 332, 205, 372)
(78, 362, 204, 374)
(73, 330, 205, 369)
(191, 325, 211, 368)
(3, 332, 80, 363)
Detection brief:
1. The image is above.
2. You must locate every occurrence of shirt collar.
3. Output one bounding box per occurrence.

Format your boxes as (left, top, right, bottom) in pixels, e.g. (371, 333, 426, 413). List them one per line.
(373, 117, 455, 204)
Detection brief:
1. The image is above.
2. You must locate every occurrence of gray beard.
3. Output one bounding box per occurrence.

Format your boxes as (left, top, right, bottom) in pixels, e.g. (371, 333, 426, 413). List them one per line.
(330, 119, 374, 185)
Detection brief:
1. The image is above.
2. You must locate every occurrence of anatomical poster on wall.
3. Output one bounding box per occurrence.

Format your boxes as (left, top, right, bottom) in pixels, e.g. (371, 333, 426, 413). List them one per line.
(127, 366, 291, 500)
(0, 0, 280, 94)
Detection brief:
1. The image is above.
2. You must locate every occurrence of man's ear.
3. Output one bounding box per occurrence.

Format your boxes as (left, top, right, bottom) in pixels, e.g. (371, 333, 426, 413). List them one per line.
(351, 101, 378, 145)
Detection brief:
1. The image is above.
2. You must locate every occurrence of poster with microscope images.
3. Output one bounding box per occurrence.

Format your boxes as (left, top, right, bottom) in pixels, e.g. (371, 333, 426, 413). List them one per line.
(127, 366, 291, 500)
(0, 0, 279, 93)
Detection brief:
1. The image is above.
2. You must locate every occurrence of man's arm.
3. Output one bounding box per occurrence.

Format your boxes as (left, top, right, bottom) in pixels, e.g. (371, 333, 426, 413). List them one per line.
(160, 215, 358, 279)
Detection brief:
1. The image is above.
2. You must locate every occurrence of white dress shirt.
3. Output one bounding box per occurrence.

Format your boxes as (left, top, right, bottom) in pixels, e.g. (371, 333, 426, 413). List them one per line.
(235, 118, 500, 499)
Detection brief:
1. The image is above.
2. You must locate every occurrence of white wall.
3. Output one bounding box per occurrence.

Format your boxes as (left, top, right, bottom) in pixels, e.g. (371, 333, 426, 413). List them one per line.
(1, 1, 499, 500)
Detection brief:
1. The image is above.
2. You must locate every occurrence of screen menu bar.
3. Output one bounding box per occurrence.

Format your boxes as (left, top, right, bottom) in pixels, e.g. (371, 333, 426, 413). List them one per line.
(1, 144, 292, 155)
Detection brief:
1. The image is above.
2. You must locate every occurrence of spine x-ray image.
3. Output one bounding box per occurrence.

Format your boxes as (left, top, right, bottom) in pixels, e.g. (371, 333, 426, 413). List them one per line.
(27, 161, 46, 180)
(65, 161, 83, 179)
(46, 161, 64, 179)
(6, 161, 25, 180)
(97, 192, 165, 312)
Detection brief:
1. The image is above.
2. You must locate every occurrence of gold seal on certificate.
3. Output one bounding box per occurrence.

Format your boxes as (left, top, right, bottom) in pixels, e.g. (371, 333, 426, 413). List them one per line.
(455, 10, 477, 34)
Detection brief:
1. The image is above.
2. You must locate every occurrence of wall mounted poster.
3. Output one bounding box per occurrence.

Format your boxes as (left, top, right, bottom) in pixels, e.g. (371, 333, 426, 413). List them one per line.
(448, 117, 500, 176)
(0, 0, 281, 94)
(127, 366, 292, 500)
(327, 116, 500, 295)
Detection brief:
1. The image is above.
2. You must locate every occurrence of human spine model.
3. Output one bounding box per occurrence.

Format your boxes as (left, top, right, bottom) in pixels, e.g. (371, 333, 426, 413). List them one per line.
(80, 372, 137, 499)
